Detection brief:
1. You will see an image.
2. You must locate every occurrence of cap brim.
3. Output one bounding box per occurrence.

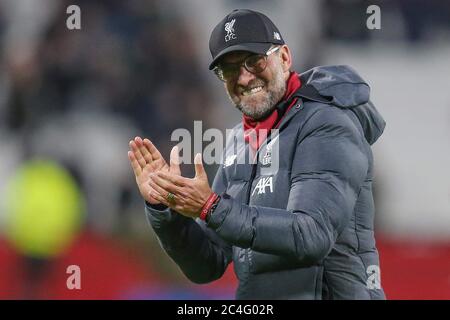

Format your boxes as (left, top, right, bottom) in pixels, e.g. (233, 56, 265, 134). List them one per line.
(208, 42, 272, 70)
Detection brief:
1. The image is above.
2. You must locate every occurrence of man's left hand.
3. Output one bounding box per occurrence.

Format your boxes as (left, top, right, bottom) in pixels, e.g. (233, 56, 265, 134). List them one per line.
(148, 153, 213, 219)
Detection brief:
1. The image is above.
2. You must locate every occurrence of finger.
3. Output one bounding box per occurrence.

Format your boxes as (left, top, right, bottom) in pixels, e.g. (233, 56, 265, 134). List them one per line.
(145, 160, 160, 174)
(170, 145, 181, 176)
(150, 173, 185, 197)
(156, 170, 188, 187)
(149, 192, 186, 216)
(135, 137, 153, 164)
(194, 153, 206, 178)
(148, 190, 186, 214)
(143, 138, 163, 162)
(148, 186, 179, 208)
(128, 151, 142, 176)
(147, 191, 160, 204)
(129, 138, 146, 168)
(149, 179, 170, 200)
(150, 190, 171, 207)
(147, 182, 158, 202)
(149, 177, 170, 198)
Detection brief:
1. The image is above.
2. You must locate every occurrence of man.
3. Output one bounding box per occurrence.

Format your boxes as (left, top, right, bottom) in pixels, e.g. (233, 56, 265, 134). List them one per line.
(128, 9, 386, 299)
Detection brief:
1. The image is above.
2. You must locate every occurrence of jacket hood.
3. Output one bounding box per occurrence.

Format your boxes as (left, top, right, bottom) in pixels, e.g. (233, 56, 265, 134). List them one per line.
(298, 65, 386, 145)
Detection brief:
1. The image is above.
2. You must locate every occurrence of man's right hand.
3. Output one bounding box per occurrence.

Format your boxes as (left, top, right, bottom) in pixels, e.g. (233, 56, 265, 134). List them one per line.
(128, 136, 180, 205)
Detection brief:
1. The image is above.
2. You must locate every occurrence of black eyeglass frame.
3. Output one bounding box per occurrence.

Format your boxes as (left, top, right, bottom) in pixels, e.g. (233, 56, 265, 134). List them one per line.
(213, 46, 281, 82)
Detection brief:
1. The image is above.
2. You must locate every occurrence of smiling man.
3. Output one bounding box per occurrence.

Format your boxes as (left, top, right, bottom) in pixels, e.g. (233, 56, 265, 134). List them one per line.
(128, 9, 386, 299)
(220, 45, 287, 120)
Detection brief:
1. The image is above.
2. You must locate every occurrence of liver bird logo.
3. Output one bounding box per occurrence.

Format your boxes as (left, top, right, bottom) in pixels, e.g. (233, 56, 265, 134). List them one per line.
(224, 19, 236, 42)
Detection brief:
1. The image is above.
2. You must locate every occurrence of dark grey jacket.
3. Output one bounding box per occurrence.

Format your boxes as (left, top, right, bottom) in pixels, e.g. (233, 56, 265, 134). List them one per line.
(146, 65, 386, 300)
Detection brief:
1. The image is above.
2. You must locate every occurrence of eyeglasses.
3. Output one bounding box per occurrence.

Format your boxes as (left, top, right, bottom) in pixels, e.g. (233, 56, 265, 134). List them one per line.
(213, 46, 281, 82)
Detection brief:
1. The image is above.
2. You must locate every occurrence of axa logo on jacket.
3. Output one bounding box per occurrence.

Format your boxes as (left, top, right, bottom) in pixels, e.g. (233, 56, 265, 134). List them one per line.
(252, 176, 274, 196)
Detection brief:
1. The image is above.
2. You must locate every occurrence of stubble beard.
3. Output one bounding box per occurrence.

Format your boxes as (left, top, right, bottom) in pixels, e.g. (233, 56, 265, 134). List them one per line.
(228, 64, 286, 121)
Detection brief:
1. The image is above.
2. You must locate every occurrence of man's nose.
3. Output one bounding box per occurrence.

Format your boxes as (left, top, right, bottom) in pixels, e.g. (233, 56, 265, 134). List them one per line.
(236, 65, 255, 87)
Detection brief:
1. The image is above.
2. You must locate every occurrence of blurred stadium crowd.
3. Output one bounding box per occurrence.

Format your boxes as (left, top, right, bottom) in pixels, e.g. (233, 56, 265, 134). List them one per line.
(0, 0, 448, 299)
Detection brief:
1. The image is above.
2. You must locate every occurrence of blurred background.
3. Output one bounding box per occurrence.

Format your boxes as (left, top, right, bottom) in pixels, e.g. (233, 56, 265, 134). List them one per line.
(0, 0, 448, 299)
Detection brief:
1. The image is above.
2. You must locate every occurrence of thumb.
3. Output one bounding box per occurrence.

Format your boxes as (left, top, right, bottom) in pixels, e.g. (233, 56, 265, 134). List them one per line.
(194, 153, 205, 178)
(170, 145, 181, 175)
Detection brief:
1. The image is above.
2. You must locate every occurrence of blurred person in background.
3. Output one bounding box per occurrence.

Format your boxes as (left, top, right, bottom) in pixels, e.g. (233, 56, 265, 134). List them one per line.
(129, 9, 386, 299)
(0, 0, 225, 299)
(0, 0, 214, 234)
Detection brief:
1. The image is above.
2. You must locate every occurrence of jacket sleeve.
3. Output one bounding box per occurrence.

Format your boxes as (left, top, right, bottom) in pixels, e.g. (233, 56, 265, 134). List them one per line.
(146, 164, 232, 284)
(207, 107, 369, 265)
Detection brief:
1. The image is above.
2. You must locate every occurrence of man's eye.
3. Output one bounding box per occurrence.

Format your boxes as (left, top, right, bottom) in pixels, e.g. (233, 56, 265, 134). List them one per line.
(246, 55, 263, 66)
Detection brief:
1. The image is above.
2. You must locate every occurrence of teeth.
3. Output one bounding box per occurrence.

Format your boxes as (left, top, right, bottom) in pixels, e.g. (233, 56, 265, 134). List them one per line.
(242, 86, 263, 96)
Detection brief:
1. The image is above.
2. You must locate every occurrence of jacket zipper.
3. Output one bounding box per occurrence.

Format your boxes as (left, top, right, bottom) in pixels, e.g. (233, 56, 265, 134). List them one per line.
(246, 162, 258, 204)
(244, 155, 258, 270)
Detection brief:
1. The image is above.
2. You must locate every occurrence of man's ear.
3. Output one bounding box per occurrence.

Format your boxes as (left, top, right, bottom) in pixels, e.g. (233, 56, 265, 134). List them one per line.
(279, 45, 292, 72)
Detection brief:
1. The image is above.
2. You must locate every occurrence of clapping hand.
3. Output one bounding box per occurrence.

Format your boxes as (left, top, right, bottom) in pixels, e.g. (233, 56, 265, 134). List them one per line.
(128, 136, 180, 205)
(148, 153, 213, 219)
